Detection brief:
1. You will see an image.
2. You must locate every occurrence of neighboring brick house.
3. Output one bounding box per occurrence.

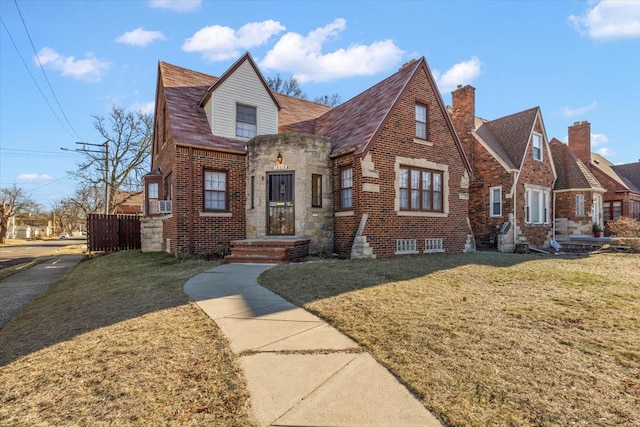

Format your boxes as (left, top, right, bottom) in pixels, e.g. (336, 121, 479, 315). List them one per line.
(450, 85, 556, 251)
(567, 120, 640, 225)
(142, 52, 474, 259)
(113, 191, 143, 215)
(549, 137, 605, 238)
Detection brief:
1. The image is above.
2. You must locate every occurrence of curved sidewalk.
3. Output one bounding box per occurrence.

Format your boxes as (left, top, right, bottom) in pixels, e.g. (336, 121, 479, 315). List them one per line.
(184, 263, 441, 427)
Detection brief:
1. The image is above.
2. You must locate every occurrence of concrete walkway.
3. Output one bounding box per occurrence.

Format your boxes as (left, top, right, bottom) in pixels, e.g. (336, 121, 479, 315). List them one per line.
(184, 263, 442, 427)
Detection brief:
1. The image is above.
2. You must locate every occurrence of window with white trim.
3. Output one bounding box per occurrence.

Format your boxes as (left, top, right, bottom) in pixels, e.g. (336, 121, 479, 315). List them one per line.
(490, 186, 502, 217)
(204, 170, 227, 211)
(576, 194, 585, 217)
(532, 133, 543, 161)
(525, 187, 550, 224)
(415, 104, 427, 139)
(236, 104, 256, 138)
(396, 239, 417, 254)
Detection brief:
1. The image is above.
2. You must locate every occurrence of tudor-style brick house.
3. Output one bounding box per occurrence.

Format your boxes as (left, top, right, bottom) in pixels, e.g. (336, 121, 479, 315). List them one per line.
(567, 120, 640, 226)
(142, 53, 474, 260)
(549, 137, 605, 237)
(451, 85, 557, 251)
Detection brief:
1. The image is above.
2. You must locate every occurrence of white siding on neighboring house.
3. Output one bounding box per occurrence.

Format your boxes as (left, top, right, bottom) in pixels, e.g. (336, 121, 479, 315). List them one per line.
(204, 60, 278, 139)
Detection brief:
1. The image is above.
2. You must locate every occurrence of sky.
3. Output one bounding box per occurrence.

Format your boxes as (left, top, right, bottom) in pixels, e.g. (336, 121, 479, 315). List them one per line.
(1, 0, 639, 207)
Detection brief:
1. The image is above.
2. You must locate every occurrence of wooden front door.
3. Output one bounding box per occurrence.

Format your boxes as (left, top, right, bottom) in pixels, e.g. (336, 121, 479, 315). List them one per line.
(267, 173, 295, 235)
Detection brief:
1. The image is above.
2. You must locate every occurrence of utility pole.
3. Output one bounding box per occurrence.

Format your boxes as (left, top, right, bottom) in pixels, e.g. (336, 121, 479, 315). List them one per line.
(62, 140, 110, 214)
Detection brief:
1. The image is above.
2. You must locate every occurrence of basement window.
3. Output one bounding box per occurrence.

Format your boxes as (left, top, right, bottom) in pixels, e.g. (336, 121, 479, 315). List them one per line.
(396, 239, 417, 254)
(424, 238, 444, 253)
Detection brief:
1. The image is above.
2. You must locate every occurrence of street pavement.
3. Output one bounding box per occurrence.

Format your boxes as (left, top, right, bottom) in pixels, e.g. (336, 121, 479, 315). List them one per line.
(0, 254, 83, 329)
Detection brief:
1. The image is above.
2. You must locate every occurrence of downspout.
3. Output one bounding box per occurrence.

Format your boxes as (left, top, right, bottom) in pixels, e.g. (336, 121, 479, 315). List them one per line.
(512, 170, 518, 247)
(188, 146, 193, 253)
(552, 191, 556, 241)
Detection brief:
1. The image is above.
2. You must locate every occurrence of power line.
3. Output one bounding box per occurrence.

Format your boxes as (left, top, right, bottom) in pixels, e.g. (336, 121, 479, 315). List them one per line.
(0, 16, 76, 139)
(13, 0, 81, 140)
(0, 148, 82, 159)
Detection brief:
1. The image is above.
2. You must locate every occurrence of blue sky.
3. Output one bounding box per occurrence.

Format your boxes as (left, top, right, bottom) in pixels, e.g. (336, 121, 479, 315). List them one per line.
(1, 0, 639, 207)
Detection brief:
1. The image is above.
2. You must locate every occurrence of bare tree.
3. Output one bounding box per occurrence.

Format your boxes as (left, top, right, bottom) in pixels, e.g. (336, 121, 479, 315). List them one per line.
(50, 198, 85, 234)
(0, 185, 40, 243)
(313, 93, 342, 107)
(267, 74, 341, 107)
(67, 183, 106, 216)
(266, 74, 307, 99)
(73, 106, 152, 213)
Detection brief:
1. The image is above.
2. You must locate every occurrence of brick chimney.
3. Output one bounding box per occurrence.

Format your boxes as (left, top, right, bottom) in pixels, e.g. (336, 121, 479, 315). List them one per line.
(567, 121, 591, 165)
(451, 84, 476, 169)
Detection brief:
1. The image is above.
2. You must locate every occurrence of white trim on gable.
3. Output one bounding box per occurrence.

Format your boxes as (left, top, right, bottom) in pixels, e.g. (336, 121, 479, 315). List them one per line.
(203, 60, 278, 139)
(471, 130, 517, 173)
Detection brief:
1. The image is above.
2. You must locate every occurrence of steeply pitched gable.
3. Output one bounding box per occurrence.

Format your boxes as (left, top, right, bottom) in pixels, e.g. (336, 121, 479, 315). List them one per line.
(550, 138, 603, 191)
(309, 57, 470, 172)
(159, 61, 246, 152)
(199, 52, 280, 109)
(476, 107, 540, 170)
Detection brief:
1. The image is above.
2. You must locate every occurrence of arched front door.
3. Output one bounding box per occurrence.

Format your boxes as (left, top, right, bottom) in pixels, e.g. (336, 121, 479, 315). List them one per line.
(267, 172, 295, 235)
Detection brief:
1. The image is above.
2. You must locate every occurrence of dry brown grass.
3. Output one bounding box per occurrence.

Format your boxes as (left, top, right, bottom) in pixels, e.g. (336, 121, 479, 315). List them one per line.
(0, 251, 256, 427)
(259, 252, 640, 427)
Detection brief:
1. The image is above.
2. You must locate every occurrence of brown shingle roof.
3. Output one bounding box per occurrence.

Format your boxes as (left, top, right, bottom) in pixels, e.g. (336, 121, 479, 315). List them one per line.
(156, 56, 467, 167)
(275, 93, 333, 131)
(159, 61, 247, 152)
(476, 107, 540, 169)
(313, 59, 423, 156)
(611, 162, 640, 193)
(550, 138, 602, 191)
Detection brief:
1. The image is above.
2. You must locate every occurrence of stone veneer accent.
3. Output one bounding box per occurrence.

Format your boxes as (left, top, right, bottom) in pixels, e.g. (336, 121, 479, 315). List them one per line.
(245, 133, 333, 255)
(141, 217, 164, 252)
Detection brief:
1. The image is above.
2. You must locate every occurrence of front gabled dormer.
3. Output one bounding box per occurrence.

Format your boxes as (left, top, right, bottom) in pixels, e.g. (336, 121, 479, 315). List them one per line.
(199, 52, 280, 140)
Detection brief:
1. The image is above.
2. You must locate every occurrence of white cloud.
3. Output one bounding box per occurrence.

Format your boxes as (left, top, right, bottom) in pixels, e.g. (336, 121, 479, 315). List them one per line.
(432, 57, 482, 93)
(591, 132, 608, 146)
(183, 20, 285, 61)
(116, 28, 166, 47)
(130, 101, 155, 114)
(259, 19, 404, 83)
(35, 47, 110, 82)
(17, 173, 53, 183)
(597, 147, 615, 157)
(148, 0, 201, 12)
(569, 0, 640, 40)
(561, 101, 598, 118)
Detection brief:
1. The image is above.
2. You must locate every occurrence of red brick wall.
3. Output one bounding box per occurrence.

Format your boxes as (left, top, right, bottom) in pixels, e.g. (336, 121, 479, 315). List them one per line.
(555, 191, 593, 220)
(515, 120, 555, 246)
(171, 147, 246, 256)
(148, 84, 178, 252)
(334, 66, 470, 258)
(468, 148, 514, 243)
(332, 155, 359, 258)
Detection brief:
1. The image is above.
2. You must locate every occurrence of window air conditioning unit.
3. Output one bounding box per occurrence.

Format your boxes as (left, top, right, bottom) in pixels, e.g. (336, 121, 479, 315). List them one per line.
(158, 200, 172, 214)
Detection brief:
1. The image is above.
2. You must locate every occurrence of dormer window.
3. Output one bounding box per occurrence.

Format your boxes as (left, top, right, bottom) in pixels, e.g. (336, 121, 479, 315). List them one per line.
(236, 104, 257, 138)
(532, 133, 543, 161)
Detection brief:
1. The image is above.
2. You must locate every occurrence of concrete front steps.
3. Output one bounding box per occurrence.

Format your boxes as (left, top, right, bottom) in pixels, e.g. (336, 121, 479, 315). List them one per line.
(226, 238, 310, 264)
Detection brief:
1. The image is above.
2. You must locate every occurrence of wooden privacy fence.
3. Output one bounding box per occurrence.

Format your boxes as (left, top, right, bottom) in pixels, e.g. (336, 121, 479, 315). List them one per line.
(87, 214, 141, 252)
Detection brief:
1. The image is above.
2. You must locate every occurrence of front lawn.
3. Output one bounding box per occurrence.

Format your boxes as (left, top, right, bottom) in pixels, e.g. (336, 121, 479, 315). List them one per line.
(0, 251, 256, 427)
(259, 252, 640, 427)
